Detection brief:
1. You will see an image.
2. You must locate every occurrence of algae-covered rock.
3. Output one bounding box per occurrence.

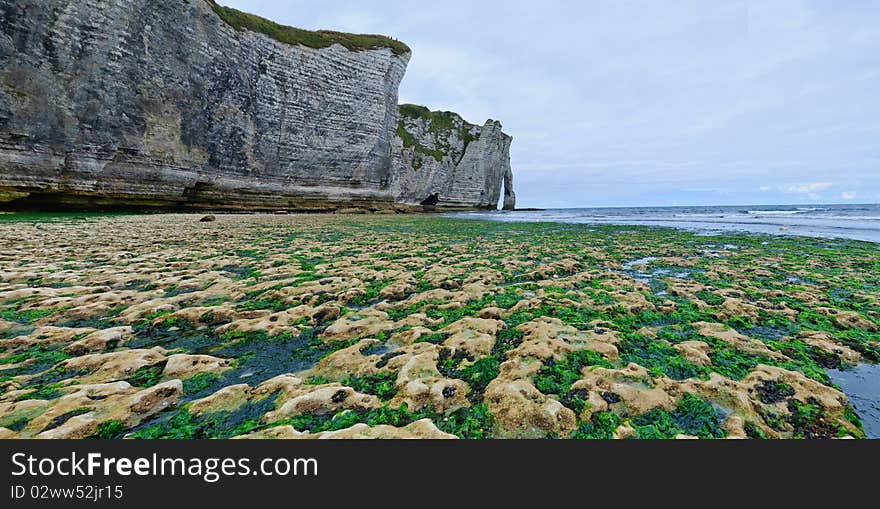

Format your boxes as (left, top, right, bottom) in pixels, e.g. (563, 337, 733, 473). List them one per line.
(0, 213, 875, 439)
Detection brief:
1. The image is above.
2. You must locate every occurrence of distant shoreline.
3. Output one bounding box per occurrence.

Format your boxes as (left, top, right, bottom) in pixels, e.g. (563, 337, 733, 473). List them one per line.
(447, 203, 880, 244)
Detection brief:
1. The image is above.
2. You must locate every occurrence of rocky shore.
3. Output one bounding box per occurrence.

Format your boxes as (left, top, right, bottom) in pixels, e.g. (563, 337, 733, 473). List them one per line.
(1, 213, 877, 439)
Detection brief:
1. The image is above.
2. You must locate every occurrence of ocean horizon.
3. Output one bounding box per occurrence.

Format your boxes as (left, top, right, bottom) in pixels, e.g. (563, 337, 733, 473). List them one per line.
(449, 203, 880, 243)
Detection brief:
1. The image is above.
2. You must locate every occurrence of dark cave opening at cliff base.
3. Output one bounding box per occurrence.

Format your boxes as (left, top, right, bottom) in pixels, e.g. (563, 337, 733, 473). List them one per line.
(0, 192, 178, 213)
(420, 193, 440, 207)
(0, 192, 383, 214)
(0, 191, 511, 214)
(0, 191, 268, 213)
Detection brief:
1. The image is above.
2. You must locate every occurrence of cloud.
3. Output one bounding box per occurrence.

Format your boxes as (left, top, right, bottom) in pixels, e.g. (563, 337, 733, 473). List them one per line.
(841, 191, 857, 200)
(755, 182, 840, 202)
(759, 182, 834, 200)
(223, 0, 880, 208)
(780, 182, 832, 194)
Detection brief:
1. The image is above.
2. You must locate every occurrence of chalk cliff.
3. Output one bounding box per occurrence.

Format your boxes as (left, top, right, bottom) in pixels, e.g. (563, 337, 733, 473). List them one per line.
(391, 105, 514, 210)
(0, 0, 514, 211)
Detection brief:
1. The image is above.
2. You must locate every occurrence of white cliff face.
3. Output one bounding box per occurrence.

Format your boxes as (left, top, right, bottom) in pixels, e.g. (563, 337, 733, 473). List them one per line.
(445, 120, 513, 209)
(390, 108, 514, 210)
(0, 0, 409, 210)
(0, 0, 514, 211)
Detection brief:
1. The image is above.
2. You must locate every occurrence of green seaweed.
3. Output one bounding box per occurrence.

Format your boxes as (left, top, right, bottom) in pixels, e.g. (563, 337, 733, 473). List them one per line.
(90, 420, 127, 439)
(342, 372, 398, 401)
(618, 334, 705, 380)
(571, 411, 622, 439)
(631, 394, 727, 439)
(534, 350, 612, 396)
(125, 363, 166, 388)
(183, 372, 221, 395)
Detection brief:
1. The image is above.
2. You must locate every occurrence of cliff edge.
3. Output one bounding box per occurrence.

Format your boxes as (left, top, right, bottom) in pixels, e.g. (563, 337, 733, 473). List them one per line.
(0, 0, 514, 211)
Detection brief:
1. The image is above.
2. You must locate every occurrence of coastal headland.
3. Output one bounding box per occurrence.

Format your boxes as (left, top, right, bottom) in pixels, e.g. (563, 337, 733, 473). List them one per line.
(0, 0, 515, 212)
(0, 214, 876, 439)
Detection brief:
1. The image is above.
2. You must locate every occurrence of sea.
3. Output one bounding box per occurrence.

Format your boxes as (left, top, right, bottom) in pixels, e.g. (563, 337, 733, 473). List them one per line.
(448, 203, 880, 244)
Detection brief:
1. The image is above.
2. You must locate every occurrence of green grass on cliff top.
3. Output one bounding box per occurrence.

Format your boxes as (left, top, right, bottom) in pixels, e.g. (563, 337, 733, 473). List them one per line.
(399, 104, 467, 126)
(208, 1, 410, 55)
(398, 104, 479, 163)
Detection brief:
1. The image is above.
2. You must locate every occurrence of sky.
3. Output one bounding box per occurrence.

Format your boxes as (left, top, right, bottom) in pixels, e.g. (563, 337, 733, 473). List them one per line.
(223, 0, 880, 208)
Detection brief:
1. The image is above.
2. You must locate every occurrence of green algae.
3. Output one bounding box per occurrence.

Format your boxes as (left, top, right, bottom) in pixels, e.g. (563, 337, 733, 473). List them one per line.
(125, 363, 167, 388)
(631, 394, 727, 439)
(275, 402, 494, 439)
(90, 420, 127, 439)
(618, 334, 706, 380)
(534, 350, 612, 403)
(342, 372, 398, 402)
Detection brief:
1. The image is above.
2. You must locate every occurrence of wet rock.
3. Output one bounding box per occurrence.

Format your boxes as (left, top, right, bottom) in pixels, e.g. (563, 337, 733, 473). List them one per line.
(3, 326, 96, 351)
(322, 309, 395, 342)
(673, 341, 712, 366)
(265, 385, 381, 422)
(190, 384, 252, 415)
(511, 317, 618, 361)
(571, 364, 676, 416)
(693, 322, 787, 361)
(62, 348, 168, 381)
(316, 419, 457, 439)
(127, 380, 183, 416)
(238, 418, 457, 439)
(484, 378, 577, 438)
(162, 354, 231, 378)
(64, 327, 133, 355)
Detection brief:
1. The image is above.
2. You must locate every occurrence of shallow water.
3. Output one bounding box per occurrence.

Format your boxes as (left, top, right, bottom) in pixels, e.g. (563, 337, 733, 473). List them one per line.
(449, 204, 880, 243)
(827, 363, 880, 438)
(622, 256, 656, 269)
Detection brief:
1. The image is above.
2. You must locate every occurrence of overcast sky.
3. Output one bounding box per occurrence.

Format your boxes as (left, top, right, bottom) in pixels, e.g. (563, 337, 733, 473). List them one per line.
(223, 0, 880, 208)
